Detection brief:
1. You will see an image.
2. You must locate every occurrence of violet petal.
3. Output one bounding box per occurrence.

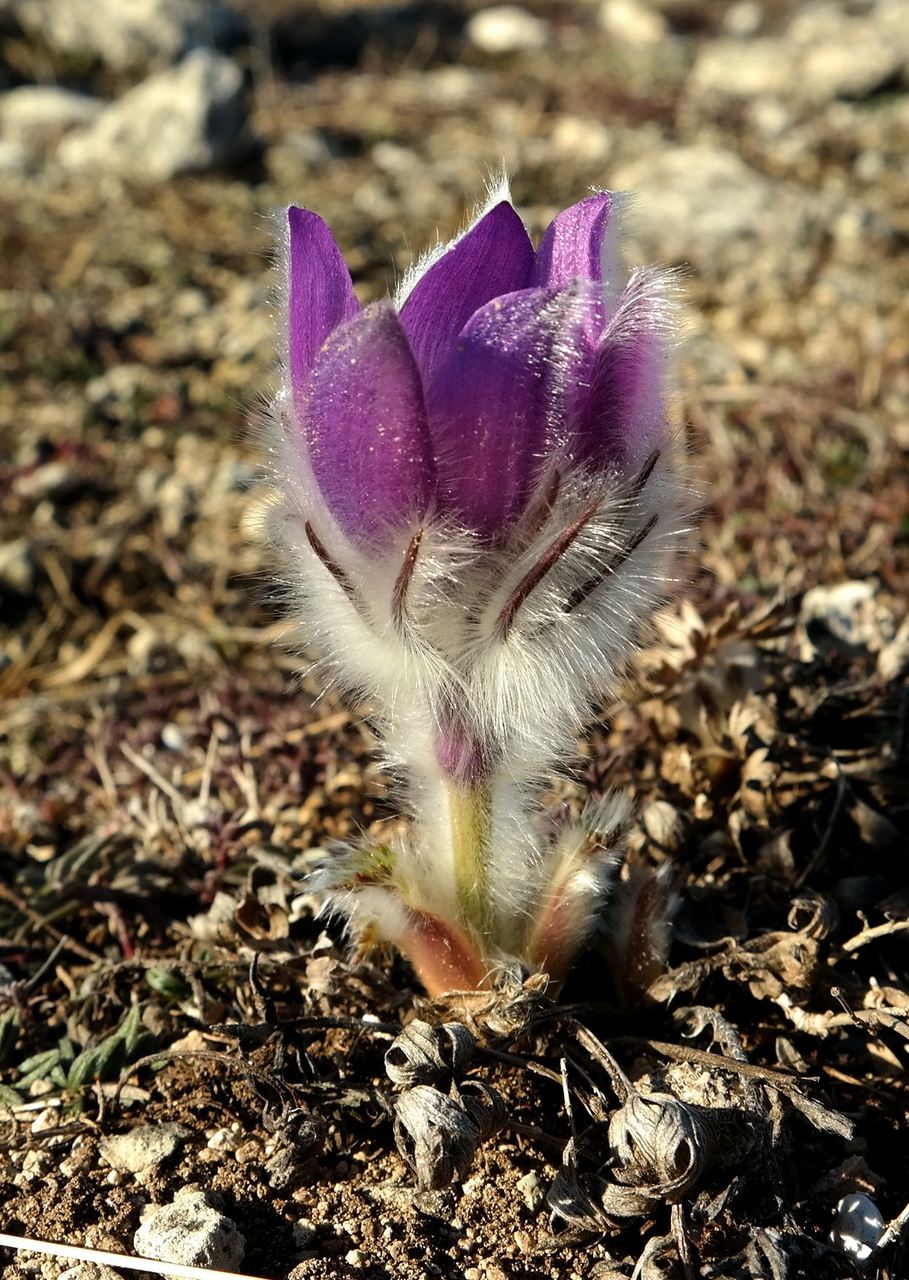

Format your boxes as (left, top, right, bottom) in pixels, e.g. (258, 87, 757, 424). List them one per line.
(287, 206, 360, 407)
(576, 270, 669, 470)
(399, 201, 534, 387)
(530, 191, 615, 290)
(426, 284, 598, 539)
(302, 302, 435, 546)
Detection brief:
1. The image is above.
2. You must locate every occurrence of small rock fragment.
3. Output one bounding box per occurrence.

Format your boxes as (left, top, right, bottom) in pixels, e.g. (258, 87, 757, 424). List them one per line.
(516, 1169, 545, 1213)
(58, 1265, 124, 1280)
(549, 114, 612, 165)
(0, 86, 102, 150)
(100, 1122, 190, 1174)
(0, 539, 36, 593)
(15, 0, 244, 71)
(58, 49, 251, 180)
(466, 6, 547, 54)
(292, 1219, 316, 1250)
(599, 0, 667, 46)
(134, 1187, 245, 1268)
(612, 144, 819, 270)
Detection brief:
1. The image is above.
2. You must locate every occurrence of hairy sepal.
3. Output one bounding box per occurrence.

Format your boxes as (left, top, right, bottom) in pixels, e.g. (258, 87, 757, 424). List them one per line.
(526, 793, 631, 979)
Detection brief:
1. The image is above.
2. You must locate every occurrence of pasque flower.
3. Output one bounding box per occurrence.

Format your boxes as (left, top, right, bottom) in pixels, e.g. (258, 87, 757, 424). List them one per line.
(265, 182, 688, 997)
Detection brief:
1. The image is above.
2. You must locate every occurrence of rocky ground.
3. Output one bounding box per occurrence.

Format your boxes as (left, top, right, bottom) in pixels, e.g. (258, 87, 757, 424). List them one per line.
(0, 0, 908, 1277)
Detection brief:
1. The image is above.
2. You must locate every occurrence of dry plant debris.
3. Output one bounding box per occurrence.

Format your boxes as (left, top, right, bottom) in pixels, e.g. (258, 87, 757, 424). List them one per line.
(1, 0, 908, 1276)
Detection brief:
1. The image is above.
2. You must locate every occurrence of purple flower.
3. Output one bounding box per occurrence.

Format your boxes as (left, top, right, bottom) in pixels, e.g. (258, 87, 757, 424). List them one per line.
(284, 191, 668, 547)
(270, 185, 686, 998)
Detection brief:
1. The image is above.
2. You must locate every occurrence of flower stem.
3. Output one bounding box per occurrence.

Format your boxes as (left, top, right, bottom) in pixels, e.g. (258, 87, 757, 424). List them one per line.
(448, 781, 493, 939)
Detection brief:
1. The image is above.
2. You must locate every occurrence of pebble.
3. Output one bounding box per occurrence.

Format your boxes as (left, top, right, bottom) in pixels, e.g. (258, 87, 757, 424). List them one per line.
(0, 539, 36, 593)
(549, 114, 612, 165)
(29, 1106, 61, 1134)
(14, 0, 244, 71)
(599, 0, 667, 46)
(292, 1219, 316, 1250)
(466, 6, 547, 54)
(134, 1187, 245, 1269)
(691, 0, 909, 104)
(611, 143, 819, 270)
(0, 86, 101, 151)
(722, 1, 763, 37)
(205, 1125, 240, 1150)
(59, 49, 251, 180)
(58, 1265, 124, 1280)
(100, 1122, 190, 1174)
(516, 1169, 545, 1213)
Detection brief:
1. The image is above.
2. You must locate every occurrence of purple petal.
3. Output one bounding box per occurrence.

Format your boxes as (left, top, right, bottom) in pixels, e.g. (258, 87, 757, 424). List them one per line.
(287, 207, 360, 408)
(301, 302, 435, 546)
(399, 201, 534, 387)
(530, 192, 615, 290)
(426, 284, 598, 539)
(575, 270, 669, 470)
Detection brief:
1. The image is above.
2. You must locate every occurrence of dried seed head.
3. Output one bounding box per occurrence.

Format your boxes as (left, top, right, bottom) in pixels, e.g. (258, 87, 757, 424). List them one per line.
(392, 1084, 482, 1191)
(787, 889, 839, 940)
(384, 1018, 475, 1088)
(548, 1136, 616, 1233)
(456, 1078, 507, 1138)
(607, 1091, 717, 1205)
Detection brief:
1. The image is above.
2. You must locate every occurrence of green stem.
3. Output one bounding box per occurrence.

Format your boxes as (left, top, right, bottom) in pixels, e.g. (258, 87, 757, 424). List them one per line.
(448, 781, 493, 939)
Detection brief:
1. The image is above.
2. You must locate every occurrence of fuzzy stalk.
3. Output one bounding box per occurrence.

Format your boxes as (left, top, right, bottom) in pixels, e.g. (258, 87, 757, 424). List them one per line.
(446, 779, 494, 939)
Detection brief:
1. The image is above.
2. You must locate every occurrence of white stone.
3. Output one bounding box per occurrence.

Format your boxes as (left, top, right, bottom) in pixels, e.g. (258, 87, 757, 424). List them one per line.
(14, 0, 243, 71)
(690, 38, 792, 100)
(516, 1170, 545, 1212)
(292, 1219, 316, 1250)
(722, 1, 763, 37)
(0, 538, 36, 593)
(134, 1188, 245, 1269)
(550, 114, 612, 165)
(790, 1, 909, 101)
(691, 0, 909, 104)
(599, 0, 667, 46)
(612, 144, 814, 268)
(0, 86, 101, 149)
(58, 49, 250, 180)
(100, 1122, 190, 1174)
(0, 138, 37, 176)
(59, 1266, 124, 1280)
(466, 6, 547, 54)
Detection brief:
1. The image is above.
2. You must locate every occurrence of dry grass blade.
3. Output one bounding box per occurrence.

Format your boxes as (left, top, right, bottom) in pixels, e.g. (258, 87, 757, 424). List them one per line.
(0, 1231, 265, 1280)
